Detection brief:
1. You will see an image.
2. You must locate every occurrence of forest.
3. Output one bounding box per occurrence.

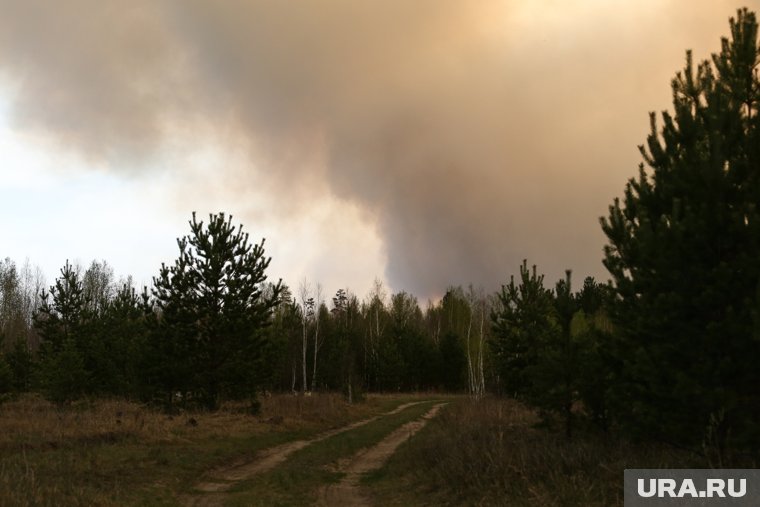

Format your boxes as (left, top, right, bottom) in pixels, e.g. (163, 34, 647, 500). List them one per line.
(0, 7, 759, 506)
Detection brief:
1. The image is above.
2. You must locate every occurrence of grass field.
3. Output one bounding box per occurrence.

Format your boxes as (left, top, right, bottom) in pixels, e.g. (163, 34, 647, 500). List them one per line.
(366, 397, 702, 506)
(0, 393, 435, 506)
(0, 393, 707, 506)
(221, 399, 442, 506)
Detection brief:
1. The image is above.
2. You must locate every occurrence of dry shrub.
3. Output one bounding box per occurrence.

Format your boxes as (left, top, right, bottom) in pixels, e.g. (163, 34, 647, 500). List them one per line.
(388, 397, 698, 506)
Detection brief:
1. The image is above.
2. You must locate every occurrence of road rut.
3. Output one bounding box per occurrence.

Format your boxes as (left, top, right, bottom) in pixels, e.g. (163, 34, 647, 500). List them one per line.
(182, 400, 429, 506)
(318, 402, 448, 507)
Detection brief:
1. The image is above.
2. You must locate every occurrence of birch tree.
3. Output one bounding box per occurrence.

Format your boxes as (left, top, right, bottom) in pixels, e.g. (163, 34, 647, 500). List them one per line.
(298, 279, 314, 393)
(310, 282, 324, 391)
(465, 285, 488, 399)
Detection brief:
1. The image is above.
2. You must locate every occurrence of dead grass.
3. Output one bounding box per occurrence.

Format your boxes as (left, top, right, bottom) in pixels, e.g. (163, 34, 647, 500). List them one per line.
(0, 393, 385, 451)
(258, 392, 371, 428)
(368, 397, 702, 506)
(0, 392, 405, 506)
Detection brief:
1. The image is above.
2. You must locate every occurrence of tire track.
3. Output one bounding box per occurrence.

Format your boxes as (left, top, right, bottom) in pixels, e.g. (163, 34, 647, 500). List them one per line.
(318, 402, 448, 507)
(182, 400, 428, 506)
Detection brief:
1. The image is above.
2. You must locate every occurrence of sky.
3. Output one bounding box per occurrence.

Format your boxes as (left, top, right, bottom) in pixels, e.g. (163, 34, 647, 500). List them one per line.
(0, 0, 755, 300)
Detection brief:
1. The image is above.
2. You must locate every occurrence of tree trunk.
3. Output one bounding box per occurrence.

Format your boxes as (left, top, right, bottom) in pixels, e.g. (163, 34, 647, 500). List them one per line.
(302, 318, 308, 393)
(311, 315, 320, 391)
(466, 309, 475, 396)
(477, 302, 486, 398)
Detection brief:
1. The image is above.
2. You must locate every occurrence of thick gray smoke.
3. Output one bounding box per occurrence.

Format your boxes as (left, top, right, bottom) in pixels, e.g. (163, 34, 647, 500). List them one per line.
(0, 0, 746, 297)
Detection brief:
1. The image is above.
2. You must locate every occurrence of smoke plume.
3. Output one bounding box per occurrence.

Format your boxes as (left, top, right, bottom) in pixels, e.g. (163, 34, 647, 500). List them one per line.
(0, 0, 745, 297)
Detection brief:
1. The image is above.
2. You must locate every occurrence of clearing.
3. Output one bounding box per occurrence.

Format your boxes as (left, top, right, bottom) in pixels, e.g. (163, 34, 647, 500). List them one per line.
(183, 399, 448, 506)
(184, 400, 438, 506)
(0, 393, 451, 506)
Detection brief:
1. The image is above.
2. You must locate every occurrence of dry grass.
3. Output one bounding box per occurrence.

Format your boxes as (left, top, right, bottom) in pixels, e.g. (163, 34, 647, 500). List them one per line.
(258, 392, 372, 427)
(0, 392, 403, 506)
(0, 393, 384, 451)
(369, 397, 701, 506)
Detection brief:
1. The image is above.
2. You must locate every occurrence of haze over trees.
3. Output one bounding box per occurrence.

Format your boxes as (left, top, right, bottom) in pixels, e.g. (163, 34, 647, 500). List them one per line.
(0, 7, 758, 463)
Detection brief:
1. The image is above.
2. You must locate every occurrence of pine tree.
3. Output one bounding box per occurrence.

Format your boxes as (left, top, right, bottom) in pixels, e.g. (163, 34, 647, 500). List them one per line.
(573, 277, 614, 431)
(33, 261, 91, 402)
(490, 260, 557, 401)
(94, 283, 147, 397)
(151, 212, 282, 410)
(34, 260, 88, 353)
(601, 9, 760, 452)
(549, 271, 579, 438)
(491, 262, 591, 436)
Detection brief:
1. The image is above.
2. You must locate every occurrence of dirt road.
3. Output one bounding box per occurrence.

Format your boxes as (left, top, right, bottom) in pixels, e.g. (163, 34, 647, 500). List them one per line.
(182, 400, 435, 506)
(317, 403, 447, 507)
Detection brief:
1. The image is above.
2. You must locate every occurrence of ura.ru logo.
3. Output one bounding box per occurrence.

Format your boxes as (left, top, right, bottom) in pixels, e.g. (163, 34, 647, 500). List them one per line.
(637, 478, 746, 499)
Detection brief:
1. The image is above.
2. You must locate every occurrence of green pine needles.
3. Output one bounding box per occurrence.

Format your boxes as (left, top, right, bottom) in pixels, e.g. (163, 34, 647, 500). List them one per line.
(601, 8, 760, 454)
(150, 212, 283, 410)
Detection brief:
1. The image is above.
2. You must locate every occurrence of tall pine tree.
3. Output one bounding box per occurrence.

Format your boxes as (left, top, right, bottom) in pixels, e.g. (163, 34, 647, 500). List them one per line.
(151, 212, 282, 409)
(601, 9, 760, 454)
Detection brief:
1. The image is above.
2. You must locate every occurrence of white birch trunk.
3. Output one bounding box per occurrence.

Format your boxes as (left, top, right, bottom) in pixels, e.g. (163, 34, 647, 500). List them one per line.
(466, 308, 475, 396)
(311, 310, 320, 391)
(477, 300, 486, 398)
(302, 320, 308, 393)
(299, 280, 312, 394)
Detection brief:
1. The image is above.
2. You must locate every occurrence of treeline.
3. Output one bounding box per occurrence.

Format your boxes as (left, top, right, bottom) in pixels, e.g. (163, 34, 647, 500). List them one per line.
(0, 260, 492, 408)
(263, 283, 494, 399)
(0, 244, 613, 434)
(0, 214, 497, 410)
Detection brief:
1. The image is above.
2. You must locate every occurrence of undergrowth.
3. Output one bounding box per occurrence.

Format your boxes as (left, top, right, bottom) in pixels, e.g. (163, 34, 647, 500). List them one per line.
(368, 397, 702, 506)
